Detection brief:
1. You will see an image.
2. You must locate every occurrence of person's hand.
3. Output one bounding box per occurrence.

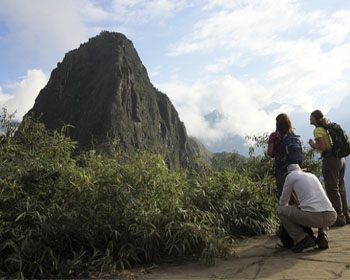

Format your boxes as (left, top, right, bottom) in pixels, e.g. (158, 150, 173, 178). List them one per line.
(308, 139, 315, 148)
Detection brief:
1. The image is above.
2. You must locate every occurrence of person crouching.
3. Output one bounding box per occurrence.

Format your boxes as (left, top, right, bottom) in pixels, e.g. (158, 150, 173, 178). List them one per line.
(276, 164, 337, 253)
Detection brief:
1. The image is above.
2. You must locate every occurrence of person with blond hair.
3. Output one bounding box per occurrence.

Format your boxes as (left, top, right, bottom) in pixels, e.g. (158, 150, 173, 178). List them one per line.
(308, 109, 350, 226)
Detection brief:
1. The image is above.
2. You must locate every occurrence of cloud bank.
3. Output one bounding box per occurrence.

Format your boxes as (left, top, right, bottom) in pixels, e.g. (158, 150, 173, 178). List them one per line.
(161, 0, 350, 150)
(0, 70, 47, 120)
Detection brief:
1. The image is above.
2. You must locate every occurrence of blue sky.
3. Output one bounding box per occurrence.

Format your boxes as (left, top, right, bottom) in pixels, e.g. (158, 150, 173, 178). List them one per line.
(1, 0, 350, 156)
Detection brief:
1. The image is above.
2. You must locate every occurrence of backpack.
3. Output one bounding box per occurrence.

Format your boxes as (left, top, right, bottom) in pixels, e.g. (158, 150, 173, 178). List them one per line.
(279, 224, 315, 248)
(277, 134, 303, 168)
(322, 122, 350, 158)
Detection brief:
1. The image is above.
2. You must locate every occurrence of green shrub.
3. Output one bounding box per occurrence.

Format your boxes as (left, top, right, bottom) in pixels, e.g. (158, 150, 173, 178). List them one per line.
(0, 110, 280, 278)
(186, 168, 277, 238)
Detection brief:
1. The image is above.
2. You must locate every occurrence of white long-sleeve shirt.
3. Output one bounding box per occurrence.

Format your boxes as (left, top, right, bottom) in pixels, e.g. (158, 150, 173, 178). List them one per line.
(279, 170, 335, 212)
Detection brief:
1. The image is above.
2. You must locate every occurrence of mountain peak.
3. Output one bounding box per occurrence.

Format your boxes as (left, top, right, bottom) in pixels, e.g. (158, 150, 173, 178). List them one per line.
(26, 31, 193, 169)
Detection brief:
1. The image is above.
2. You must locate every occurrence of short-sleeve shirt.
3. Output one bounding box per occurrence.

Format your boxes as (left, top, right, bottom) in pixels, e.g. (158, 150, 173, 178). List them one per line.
(268, 132, 284, 161)
(313, 127, 332, 152)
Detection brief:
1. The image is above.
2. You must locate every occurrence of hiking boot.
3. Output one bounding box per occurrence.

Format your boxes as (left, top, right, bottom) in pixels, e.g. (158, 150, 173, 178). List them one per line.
(292, 235, 315, 253)
(316, 232, 328, 249)
(330, 217, 346, 227)
(345, 215, 350, 225)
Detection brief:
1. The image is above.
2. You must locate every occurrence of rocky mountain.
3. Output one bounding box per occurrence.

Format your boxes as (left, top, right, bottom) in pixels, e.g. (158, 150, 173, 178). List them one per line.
(189, 136, 213, 166)
(26, 31, 193, 169)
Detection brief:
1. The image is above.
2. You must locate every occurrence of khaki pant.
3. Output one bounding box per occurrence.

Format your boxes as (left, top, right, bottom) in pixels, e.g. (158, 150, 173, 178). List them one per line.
(276, 206, 337, 243)
(323, 156, 346, 220)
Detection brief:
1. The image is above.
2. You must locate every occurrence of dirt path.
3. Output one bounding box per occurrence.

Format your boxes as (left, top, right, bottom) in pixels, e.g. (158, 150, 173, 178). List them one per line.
(133, 225, 350, 280)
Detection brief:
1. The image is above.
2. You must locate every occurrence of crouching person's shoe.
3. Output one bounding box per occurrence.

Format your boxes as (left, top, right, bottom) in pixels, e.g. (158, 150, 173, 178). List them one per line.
(316, 232, 328, 249)
(292, 235, 315, 253)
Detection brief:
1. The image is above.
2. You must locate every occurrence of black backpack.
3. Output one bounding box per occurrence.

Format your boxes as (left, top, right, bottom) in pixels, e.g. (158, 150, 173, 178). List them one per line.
(279, 224, 315, 248)
(322, 122, 350, 158)
(277, 134, 303, 168)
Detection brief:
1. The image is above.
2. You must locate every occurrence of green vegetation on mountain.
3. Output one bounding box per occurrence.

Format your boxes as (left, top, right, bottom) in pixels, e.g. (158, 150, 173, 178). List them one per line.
(189, 136, 247, 170)
(188, 136, 213, 166)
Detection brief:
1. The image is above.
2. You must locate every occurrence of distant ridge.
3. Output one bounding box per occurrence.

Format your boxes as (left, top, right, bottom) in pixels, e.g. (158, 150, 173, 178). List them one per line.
(189, 136, 246, 168)
(26, 31, 193, 169)
(189, 136, 213, 166)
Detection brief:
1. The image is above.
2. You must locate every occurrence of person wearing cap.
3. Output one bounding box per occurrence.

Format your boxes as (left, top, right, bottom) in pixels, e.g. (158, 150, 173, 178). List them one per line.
(276, 164, 337, 253)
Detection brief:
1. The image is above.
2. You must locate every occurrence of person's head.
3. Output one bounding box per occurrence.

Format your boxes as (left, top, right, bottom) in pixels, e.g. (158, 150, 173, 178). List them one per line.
(276, 113, 293, 135)
(310, 109, 328, 127)
(287, 164, 304, 174)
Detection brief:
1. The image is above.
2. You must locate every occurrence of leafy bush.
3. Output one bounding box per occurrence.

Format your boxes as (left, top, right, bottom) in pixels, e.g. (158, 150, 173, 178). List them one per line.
(0, 110, 279, 279)
(186, 167, 277, 237)
(245, 133, 321, 180)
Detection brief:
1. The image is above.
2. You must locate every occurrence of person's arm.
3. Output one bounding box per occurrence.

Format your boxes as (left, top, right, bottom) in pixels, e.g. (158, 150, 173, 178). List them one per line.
(279, 175, 293, 206)
(268, 133, 275, 157)
(308, 137, 326, 151)
(268, 142, 274, 157)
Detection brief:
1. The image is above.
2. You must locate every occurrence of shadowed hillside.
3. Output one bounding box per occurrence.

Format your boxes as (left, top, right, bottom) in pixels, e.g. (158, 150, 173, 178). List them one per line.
(26, 31, 193, 169)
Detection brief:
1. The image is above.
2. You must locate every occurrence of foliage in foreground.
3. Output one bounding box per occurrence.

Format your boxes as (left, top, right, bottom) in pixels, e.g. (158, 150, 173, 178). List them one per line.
(0, 110, 278, 279)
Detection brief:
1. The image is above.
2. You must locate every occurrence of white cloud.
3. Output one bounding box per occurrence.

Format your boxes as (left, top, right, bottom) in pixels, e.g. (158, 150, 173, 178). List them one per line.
(204, 53, 249, 73)
(157, 76, 278, 144)
(0, 70, 47, 120)
(202, 0, 247, 11)
(266, 39, 350, 112)
(317, 10, 350, 45)
(0, 87, 12, 104)
(169, 0, 303, 56)
(110, 0, 190, 25)
(0, 0, 87, 62)
(81, 1, 111, 22)
(166, 0, 350, 149)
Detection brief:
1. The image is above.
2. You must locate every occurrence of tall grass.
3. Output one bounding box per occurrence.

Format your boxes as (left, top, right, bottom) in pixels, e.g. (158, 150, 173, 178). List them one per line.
(0, 110, 278, 279)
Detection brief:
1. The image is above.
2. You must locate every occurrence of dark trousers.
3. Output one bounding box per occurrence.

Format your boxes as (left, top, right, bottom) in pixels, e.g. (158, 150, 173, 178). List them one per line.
(275, 165, 287, 199)
(322, 156, 345, 220)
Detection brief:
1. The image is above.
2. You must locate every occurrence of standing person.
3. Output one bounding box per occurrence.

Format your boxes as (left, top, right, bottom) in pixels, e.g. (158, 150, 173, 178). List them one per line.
(277, 164, 337, 253)
(268, 113, 302, 198)
(308, 109, 350, 226)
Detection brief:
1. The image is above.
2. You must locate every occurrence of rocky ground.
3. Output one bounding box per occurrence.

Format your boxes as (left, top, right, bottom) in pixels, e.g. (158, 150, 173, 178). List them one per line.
(130, 225, 350, 280)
